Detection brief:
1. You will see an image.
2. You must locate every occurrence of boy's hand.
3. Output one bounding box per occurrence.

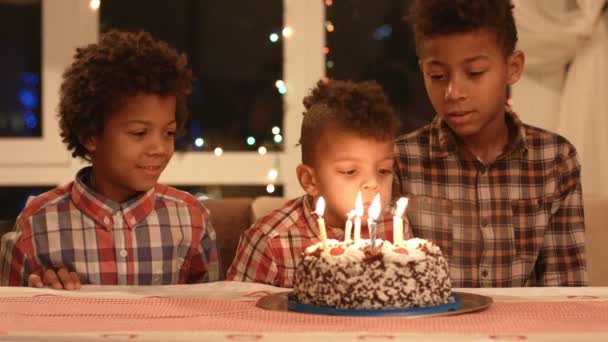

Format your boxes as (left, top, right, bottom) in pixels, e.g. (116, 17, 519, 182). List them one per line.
(27, 268, 81, 290)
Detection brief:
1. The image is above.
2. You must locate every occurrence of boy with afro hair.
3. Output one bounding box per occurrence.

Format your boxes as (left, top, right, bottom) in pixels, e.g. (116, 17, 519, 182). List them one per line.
(393, 0, 587, 287)
(1, 30, 221, 288)
(227, 79, 403, 287)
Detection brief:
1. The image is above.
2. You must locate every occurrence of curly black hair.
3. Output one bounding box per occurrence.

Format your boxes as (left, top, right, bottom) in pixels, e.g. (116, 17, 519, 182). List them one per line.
(300, 79, 400, 165)
(58, 30, 194, 161)
(408, 0, 518, 57)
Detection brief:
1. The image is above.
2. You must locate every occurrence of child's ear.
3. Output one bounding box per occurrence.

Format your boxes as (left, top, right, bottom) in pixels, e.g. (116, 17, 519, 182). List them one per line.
(506, 50, 525, 85)
(81, 136, 97, 155)
(296, 164, 319, 197)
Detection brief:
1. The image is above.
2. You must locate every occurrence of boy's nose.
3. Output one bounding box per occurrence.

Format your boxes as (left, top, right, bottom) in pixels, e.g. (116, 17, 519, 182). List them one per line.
(148, 139, 172, 156)
(362, 177, 380, 191)
(444, 80, 466, 101)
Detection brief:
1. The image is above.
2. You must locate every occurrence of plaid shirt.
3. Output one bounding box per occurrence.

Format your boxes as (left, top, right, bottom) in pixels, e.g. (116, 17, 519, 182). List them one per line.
(393, 109, 587, 287)
(0, 167, 221, 286)
(226, 195, 399, 288)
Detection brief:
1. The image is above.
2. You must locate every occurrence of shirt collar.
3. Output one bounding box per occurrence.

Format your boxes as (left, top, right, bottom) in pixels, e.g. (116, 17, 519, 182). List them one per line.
(71, 167, 156, 230)
(429, 106, 529, 159)
(503, 108, 529, 157)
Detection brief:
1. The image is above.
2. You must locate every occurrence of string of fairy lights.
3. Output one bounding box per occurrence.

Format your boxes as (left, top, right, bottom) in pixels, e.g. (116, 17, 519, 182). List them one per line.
(89, 0, 100, 10)
(184, 7, 287, 195)
(324, 0, 334, 70)
(259, 0, 334, 194)
(87, 0, 338, 195)
(261, 23, 294, 194)
(90, 0, 514, 195)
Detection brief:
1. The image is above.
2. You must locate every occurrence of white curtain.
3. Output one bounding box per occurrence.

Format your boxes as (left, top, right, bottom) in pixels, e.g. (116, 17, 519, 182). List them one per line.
(512, 0, 608, 196)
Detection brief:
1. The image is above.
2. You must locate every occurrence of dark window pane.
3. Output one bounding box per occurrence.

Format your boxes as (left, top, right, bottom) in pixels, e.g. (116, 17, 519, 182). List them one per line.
(100, 0, 284, 152)
(325, 0, 434, 134)
(0, 186, 53, 221)
(0, 0, 42, 137)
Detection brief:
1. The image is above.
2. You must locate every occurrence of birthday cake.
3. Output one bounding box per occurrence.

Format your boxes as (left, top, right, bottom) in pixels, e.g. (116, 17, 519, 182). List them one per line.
(293, 238, 453, 309)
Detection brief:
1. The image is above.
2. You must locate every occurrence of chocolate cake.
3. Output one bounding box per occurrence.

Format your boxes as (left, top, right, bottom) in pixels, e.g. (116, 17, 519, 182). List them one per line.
(293, 238, 453, 309)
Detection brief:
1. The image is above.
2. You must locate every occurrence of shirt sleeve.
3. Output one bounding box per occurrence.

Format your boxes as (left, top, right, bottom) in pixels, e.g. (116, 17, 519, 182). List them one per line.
(535, 148, 588, 286)
(0, 219, 41, 286)
(183, 215, 222, 283)
(226, 222, 279, 286)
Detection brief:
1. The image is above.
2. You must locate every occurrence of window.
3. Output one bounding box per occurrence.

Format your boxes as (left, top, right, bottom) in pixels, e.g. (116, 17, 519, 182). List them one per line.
(0, 0, 322, 200)
(0, 186, 53, 221)
(0, 0, 42, 137)
(325, 0, 434, 134)
(100, 0, 285, 152)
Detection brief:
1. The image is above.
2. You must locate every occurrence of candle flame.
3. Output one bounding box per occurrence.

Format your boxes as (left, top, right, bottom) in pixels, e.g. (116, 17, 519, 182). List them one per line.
(395, 197, 409, 217)
(355, 191, 364, 217)
(347, 210, 355, 220)
(368, 193, 381, 220)
(315, 197, 325, 217)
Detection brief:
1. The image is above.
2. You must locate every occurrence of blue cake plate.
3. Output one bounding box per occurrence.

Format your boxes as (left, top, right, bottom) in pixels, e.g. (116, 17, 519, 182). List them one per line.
(287, 293, 461, 316)
(256, 291, 492, 317)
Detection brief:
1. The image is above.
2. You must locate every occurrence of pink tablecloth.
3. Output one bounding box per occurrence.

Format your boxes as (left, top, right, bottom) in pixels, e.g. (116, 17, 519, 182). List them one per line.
(0, 282, 607, 341)
(1, 295, 607, 335)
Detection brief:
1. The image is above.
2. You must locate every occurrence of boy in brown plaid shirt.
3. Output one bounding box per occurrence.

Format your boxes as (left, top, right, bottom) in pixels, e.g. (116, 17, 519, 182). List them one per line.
(394, 0, 587, 287)
(228, 80, 402, 287)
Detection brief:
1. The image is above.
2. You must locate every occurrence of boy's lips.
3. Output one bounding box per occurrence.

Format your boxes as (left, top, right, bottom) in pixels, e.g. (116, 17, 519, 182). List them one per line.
(137, 165, 163, 177)
(445, 110, 474, 125)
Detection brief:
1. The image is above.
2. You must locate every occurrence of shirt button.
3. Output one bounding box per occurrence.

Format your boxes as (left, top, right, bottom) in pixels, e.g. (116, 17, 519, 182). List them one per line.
(120, 249, 128, 258)
(130, 217, 136, 225)
(103, 216, 111, 225)
(153, 275, 161, 285)
(482, 269, 489, 278)
(481, 217, 490, 227)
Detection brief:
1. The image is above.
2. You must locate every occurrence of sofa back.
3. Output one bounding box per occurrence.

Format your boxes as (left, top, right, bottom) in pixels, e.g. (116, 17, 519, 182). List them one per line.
(202, 196, 286, 275)
(202, 198, 255, 276)
(583, 196, 608, 286)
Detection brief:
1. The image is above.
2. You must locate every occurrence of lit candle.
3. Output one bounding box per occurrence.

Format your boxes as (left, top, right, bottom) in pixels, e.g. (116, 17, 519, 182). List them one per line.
(367, 193, 381, 251)
(354, 191, 364, 243)
(393, 197, 409, 246)
(344, 210, 355, 242)
(315, 197, 328, 249)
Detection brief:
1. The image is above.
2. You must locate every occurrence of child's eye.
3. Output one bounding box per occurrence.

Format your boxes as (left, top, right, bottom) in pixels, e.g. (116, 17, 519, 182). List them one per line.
(166, 130, 177, 137)
(429, 74, 445, 80)
(339, 170, 356, 176)
(469, 71, 485, 78)
(131, 131, 146, 137)
(379, 168, 393, 175)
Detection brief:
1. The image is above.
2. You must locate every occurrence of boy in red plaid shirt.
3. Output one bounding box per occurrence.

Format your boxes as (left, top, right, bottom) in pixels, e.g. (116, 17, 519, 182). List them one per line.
(0, 30, 221, 288)
(393, 0, 587, 287)
(227, 79, 403, 287)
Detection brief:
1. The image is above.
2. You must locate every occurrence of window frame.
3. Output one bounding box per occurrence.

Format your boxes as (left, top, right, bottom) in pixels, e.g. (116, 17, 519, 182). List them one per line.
(0, 0, 324, 199)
